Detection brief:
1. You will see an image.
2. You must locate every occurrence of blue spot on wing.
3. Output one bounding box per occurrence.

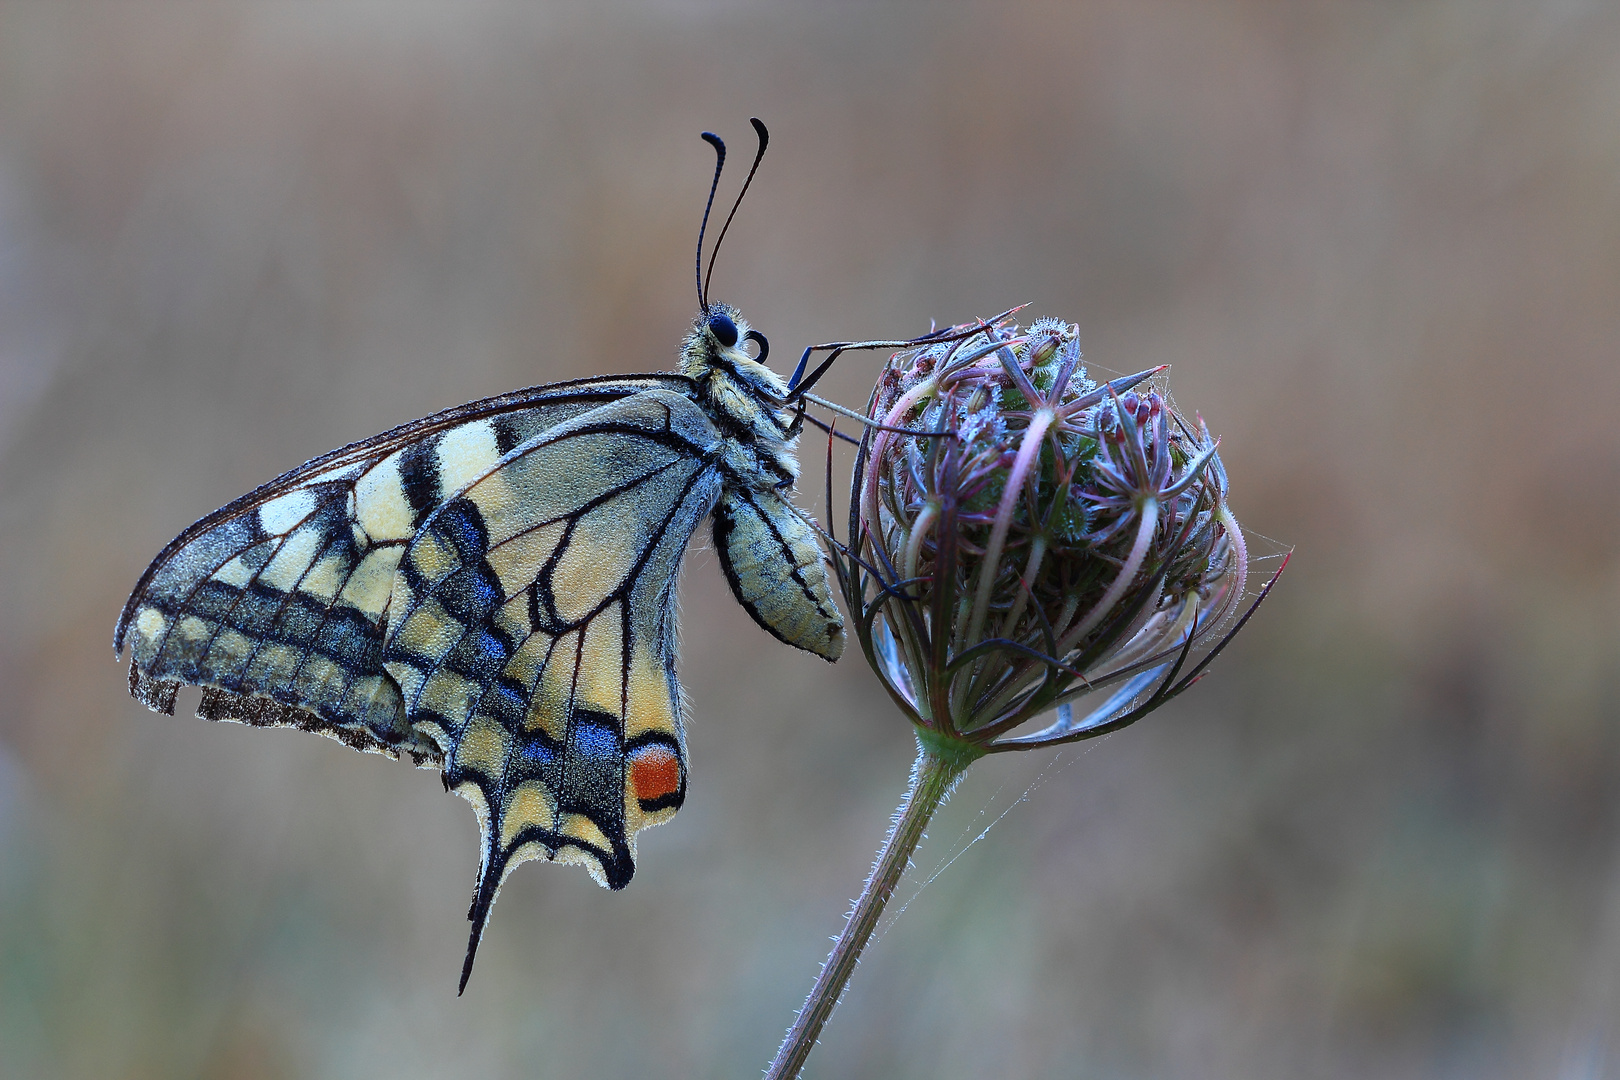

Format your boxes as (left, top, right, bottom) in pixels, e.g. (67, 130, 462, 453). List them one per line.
(507, 727, 562, 791)
(433, 498, 489, 563)
(555, 709, 624, 834)
(447, 627, 511, 682)
(572, 717, 620, 760)
(482, 678, 530, 729)
(517, 734, 558, 768)
(437, 561, 503, 623)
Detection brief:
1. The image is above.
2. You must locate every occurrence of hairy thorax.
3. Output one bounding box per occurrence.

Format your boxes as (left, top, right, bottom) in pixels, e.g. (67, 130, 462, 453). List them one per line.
(679, 305, 800, 491)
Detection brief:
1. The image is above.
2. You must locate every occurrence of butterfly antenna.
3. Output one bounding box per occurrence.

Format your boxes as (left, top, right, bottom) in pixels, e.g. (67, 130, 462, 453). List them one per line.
(696, 130, 728, 314)
(702, 117, 769, 311)
(458, 841, 505, 995)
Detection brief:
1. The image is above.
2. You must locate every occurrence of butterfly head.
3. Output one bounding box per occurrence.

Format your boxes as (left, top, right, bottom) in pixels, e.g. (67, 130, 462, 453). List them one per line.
(682, 302, 787, 401)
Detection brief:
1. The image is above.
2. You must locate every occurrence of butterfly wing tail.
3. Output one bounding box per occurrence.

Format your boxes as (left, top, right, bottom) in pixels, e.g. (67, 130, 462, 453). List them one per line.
(459, 833, 506, 995)
(376, 389, 719, 986)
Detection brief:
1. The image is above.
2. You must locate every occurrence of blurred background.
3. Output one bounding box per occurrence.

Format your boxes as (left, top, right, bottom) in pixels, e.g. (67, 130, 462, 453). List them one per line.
(1, 3, 1617, 1077)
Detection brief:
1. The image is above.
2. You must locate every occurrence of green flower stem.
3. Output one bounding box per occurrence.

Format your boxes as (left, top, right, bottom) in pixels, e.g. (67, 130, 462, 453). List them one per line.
(766, 740, 973, 1080)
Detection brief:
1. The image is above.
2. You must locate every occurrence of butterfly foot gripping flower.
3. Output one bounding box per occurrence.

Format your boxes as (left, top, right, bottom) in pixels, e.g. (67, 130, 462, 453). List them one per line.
(766, 312, 1286, 1080)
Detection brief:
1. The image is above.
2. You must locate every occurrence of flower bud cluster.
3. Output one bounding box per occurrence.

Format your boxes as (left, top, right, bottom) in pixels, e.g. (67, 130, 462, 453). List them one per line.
(838, 314, 1267, 758)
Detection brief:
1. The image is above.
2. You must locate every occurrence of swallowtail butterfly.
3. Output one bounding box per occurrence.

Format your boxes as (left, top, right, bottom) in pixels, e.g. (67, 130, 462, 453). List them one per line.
(116, 120, 846, 991)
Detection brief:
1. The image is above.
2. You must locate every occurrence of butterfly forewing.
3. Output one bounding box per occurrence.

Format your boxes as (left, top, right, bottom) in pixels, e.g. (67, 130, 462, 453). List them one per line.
(116, 374, 689, 762)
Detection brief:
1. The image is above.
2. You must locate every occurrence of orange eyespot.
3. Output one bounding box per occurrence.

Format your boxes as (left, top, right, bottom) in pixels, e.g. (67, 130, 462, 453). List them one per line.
(629, 745, 682, 803)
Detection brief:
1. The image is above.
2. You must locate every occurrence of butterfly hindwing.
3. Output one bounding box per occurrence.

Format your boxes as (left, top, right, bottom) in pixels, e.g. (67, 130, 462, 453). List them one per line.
(116, 375, 689, 762)
(376, 389, 723, 983)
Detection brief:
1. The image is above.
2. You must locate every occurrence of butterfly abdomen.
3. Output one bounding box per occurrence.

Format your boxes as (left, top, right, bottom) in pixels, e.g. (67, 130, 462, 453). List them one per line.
(714, 489, 845, 661)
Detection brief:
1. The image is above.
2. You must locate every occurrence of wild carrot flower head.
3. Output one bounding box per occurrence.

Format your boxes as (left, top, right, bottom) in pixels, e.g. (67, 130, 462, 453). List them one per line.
(834, 313, 1278, 762)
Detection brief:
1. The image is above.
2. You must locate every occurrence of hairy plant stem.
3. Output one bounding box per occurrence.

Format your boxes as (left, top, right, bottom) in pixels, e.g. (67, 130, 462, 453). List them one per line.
(765, 740, 974, 1080)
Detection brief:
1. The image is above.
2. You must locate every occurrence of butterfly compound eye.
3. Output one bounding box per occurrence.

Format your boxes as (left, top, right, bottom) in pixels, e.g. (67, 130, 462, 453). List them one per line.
(708, 312, 739, 348)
